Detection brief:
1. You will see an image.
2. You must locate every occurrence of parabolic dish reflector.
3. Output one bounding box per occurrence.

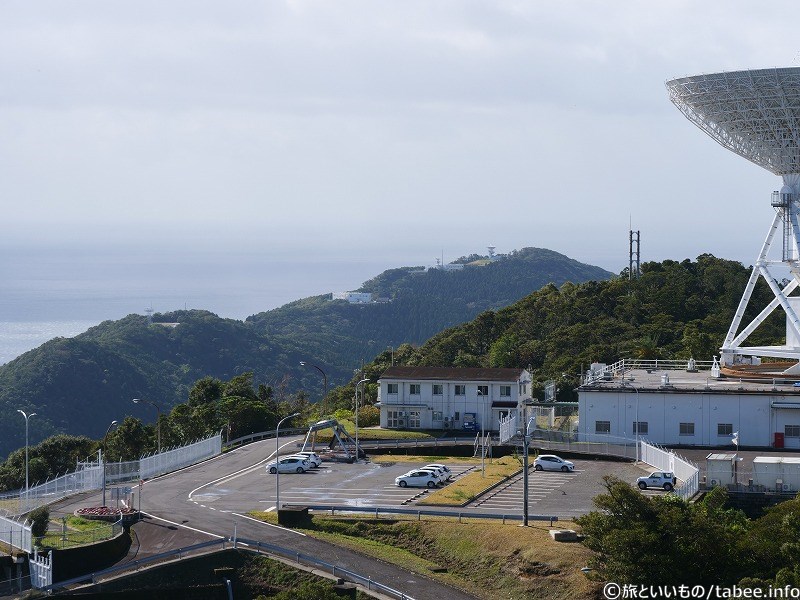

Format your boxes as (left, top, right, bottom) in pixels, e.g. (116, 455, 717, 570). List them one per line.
(667, 68, 800, 176)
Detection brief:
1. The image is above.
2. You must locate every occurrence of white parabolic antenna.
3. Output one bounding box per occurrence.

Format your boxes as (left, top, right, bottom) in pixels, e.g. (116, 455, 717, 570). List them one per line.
(668, 68, 800, 371)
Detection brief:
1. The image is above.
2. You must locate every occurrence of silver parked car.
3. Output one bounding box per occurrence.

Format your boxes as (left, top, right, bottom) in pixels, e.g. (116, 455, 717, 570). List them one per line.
(266, 456, 310, 474)
(533, 454, 575, 472)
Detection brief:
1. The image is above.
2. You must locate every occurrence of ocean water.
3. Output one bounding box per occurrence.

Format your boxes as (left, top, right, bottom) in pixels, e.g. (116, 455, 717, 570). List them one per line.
(0, 246, 389, 365)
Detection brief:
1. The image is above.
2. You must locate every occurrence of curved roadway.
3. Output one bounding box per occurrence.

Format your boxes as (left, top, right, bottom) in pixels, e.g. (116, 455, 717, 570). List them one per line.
(60, 437, 480, 600)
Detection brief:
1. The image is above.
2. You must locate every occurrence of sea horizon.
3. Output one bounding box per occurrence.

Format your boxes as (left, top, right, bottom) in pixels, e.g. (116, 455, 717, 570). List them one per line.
(0, 247, 396, 365)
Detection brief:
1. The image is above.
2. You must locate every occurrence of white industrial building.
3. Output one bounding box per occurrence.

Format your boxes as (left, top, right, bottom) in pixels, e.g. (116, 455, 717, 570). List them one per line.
(577, 360, 800, 449)
(331, 291, 373, 304)
(377, 367, 532, 432)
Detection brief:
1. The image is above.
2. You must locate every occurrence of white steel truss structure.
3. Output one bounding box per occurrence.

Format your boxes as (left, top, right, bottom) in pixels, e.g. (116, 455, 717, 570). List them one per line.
(667, 68, 800, 368)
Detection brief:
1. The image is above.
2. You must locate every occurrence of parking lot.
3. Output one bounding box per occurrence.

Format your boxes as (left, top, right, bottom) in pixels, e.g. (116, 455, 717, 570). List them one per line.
(253, 454, 654, 518)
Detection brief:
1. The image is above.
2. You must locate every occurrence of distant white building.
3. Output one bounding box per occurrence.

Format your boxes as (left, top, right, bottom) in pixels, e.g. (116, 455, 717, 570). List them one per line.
(377, 367, 532, 432)
(332, 292, 373, 304)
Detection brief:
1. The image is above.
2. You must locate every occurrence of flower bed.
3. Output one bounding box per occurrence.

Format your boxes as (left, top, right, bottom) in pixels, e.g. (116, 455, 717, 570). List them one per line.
(75, 506, 138, 523)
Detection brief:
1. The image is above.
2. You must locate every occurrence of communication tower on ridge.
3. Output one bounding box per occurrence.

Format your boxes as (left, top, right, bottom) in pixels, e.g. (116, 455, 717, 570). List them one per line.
(145, 306, 153, 325)
(668, 68, 800, 374)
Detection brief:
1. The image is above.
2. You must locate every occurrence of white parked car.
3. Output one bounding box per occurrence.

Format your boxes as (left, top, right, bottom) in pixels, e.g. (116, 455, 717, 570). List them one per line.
(266, 456, 310, 474)
(395, 470, 439, 488)
(424, 464, 452, 481)
(637, 471, 676, 491)
(413, 467, 446, 483)
(290, 451, 322, 467)
(533, 454, 575, 472)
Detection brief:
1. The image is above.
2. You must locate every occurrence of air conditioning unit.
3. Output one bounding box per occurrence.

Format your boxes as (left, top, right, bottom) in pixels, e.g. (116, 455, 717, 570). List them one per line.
(710, 479, 718, 486)
(784, 483, 791, 492)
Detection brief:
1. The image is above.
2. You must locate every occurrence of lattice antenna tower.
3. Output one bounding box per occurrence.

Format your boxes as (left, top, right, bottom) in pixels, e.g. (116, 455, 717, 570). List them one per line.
(145, 306, 154, 325)
(667, 68, 800, 370)
(629, 229, 640, 280)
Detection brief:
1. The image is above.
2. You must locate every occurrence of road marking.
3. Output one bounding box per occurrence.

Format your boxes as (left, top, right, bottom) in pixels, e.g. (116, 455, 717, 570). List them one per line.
(140, 512, 224, 539)
(188, 439, 296, 500)
(231, 512, 305, 536)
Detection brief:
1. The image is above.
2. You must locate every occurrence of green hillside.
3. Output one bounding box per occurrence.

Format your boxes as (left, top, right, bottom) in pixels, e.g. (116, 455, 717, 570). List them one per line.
(0, 247, 610, 458)
(246, 247, 612, 371)
(342, 255, 785, 401)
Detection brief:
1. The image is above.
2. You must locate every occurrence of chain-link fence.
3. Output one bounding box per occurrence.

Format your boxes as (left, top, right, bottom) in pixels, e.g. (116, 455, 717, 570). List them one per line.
(529, 428, 639, 461)
(0, 513, 32, 553)
(140, 435, 222, 479)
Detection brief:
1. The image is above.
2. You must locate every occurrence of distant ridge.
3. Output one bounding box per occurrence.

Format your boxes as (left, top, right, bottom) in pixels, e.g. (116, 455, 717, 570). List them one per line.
(0, 247, 612, 458)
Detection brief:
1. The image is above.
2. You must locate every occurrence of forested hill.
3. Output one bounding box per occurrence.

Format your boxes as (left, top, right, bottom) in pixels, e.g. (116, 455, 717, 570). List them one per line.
(340, 255, 785, 404)
(246, 247, 612, 369)
(0, 247, 610, 458)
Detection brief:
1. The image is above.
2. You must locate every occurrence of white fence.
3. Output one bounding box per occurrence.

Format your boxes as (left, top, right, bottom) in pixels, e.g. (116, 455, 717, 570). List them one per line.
(140, 435, 222, 479)
(639, 440, 700, 500)
(0, 434, 222, 518)
(29, 549, 52, 589)
(0, 513, 32, 553)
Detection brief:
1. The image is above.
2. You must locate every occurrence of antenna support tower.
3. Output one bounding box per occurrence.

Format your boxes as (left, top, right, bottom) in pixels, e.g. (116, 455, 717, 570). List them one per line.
(629, 230, 640, 280)
(668, 68, 800, 370)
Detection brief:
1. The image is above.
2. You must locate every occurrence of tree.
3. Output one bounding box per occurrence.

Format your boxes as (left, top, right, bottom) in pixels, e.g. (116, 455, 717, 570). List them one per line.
(576, 477, 747, 585)
(28, 506, 50, 539)
(188, 376, 223, 407)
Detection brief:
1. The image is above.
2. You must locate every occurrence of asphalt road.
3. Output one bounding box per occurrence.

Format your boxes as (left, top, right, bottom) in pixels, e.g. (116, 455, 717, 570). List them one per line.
(58, 437, 480, 600)
(48, 438, 655, 599)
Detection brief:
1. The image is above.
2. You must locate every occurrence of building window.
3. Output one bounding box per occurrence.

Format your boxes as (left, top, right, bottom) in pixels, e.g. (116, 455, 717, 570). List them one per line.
(432, 411, 443, 421)
(718, 423, 733, 436)
(595, 421, 611, 434)
(387, 410, 404, 428)
(433, 384, 443, 395)
(409, 384, 421, 395)
(387, 384, 398, 394)
(455, 385, 466, 396)
(500, 385, 511, 397)
(786, 425, 800, 438)
(454, 411, 460, 421)
(679, 422, 695, 436)
(633, 421, 648, 435)
(408, 410, 421, 428)
(477, 385, 489, 396)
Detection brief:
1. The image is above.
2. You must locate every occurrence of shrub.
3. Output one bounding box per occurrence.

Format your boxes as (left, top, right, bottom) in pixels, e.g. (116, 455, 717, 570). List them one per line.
(28, 506, 50, 538)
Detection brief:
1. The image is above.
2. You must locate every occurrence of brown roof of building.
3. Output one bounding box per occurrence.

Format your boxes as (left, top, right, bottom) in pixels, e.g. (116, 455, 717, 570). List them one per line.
(379, 366, 525, 382)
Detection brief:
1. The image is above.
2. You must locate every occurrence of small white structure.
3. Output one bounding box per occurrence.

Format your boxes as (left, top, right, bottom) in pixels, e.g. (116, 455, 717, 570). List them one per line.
(706, 453, 738, 487)
(377, 367, 532, 432)
(753, 456, 800, 492)
(332, 292, 373, 304)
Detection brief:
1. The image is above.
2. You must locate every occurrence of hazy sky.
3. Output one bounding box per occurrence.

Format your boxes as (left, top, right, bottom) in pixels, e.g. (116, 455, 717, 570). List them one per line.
(1, 1, 798, 273)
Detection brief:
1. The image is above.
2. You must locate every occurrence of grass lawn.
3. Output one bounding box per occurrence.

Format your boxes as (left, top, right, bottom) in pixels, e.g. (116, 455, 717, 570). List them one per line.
(37, 516, 114, 549)
(247, 511, 598, 600)
(370, 454, 523, 506)
(313, 422, 435, 442)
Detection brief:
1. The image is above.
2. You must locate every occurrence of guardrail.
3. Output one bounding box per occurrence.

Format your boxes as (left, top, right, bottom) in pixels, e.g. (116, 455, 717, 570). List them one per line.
(223, 428, 308, 450)
(41, 533, 420, 600)
(284, 503, 558, 526)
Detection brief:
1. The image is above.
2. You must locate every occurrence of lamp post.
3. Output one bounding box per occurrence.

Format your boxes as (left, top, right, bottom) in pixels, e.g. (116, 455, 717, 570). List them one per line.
(132, 398, 162, 453)
(354, 378, 369, 462)
(478, 387, 486, 476)
(621, 381, 640, 462)
(522, 414, 536, 527)
(102, 420, 118, 507)
(300, 361, 328, 416)
(275, 412, 300, 511)
(17, 410, 36, 506)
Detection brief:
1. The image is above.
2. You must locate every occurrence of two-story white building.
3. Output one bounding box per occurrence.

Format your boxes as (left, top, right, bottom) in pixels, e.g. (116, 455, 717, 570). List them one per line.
(377, 367, 532, 432)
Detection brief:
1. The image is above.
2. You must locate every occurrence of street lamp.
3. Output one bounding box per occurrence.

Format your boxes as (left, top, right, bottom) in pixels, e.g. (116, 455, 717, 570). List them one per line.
(354, 378, 369, 462)
(522, 414, 537, 527)
(17, 410, 36, 506)
(478, 387, 487, 476)
(300, 361, 328, 416)
(132, 398, 162, 453)
(102, 420, 118, 507)
(275, 412, 300, 511)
